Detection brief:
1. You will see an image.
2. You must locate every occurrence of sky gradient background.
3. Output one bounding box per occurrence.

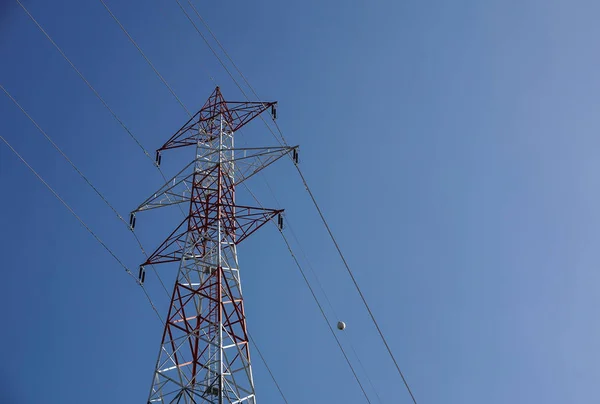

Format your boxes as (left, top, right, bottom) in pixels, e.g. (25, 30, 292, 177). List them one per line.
(2, 0, 600, 403)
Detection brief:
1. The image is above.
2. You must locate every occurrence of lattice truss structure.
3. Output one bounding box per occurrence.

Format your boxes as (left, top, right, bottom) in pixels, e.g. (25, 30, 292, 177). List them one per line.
(131, 87, 296, 404)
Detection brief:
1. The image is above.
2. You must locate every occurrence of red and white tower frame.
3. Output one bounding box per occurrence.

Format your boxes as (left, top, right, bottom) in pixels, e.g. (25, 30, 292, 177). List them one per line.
(131, 87, 296, 403)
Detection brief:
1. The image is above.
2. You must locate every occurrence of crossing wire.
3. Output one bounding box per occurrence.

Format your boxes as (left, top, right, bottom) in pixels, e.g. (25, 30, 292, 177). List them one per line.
(15, 0, 154, 165)
(118, 1, 384, 400)
(0, 134, 163, 324)
(184, 4, 419, 402)
(0, 90, 287, 401)
(93, 2, 292, 400)
(16, 0, 195, 296)
(248, 333, 288, 404)
(242, 185, 372, 403)
(259, 170, 384, 403)
(98, 3, 383, 400)
(13, 1, 287, 399)
(16, 0, 188, 226)
(97, 0, 192, 117)
(1, 129, 286, 403)
(285, 219, 384, 404)
(0, 83, 170, 297)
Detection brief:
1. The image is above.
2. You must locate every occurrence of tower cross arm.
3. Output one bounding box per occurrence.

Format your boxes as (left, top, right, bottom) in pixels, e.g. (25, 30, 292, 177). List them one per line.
(156, 86, 277, 153)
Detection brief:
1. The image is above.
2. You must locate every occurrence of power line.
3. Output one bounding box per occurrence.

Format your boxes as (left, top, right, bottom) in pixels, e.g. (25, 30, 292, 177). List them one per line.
(173, 0, 254, 102)
(15, 0, 393, 399)
(0, 134, 163, 324)
(285, 220, 384, 404)
(18, 0, 189, 217)
(248, 333, 289, 404)
(292, 154, 419, 403)
(11, 2, 291, 400)
(242, 183, 372, 403)
(17, 0, 191, 277)
(278, 215, 372, 404)
(16, 0, 155, 166)
(185, 6, 419, 402)
(102, 8, 367, 394)
(2, 80, 289, 401)
(97, 0, 192, 117)
(167, 3, 389, 399)
(257, 169, 384, 402)
(91, 5, 290, 400)
(2, 127, 288, 402)
(0, 82, 170, 297)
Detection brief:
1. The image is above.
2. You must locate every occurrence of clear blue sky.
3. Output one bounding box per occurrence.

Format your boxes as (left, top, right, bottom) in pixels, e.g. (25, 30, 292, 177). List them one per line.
(2, 0, 600, 403)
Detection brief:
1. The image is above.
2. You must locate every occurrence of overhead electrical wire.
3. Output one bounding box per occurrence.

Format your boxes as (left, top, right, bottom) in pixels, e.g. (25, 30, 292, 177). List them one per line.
(182, 4, 419, 402)
(259, 172, 384, 402)
(95, 0, 381, 399)
(97, 0, 191, 117)
(15, 0, 154, 165)
(0, 134, 163, 324)
(1, 130, 287, 404)
(93, 2, 290, 399)
(12, 0, 387, 400)
(13, 1, 288, 400)
(285, 219, 384, 404)
(1, 127, 285, 404)
(95, 3, 379, 402)
(16, 0, 187, 220)
(278, 221, 372, 403)
(248, 333, 289, 404)
(1, 81, 289, 404)
(243, 186, 372, 403)
(0, 83, 170, 297)
(16, 0, 192, 283)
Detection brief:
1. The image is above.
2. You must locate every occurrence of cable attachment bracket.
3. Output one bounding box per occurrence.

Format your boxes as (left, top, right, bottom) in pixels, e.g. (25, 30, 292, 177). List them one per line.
(129, 212, 136, 230)
(138, 266, 146, 285)
(271, 104, 277, 120)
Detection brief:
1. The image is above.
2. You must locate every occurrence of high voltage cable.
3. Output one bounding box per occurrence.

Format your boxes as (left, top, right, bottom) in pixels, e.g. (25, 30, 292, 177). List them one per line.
(258, 172, 384, 402)
(242, 184, 372, 403)
(184, 5, 419, 402)
(0, 134, 163, 324)
(1, 127, 283, 404)
(248, 333, 289, 404)
(0, 83, 170, 297)
(173, 0, 254, 102)
(94, 4, 290, 400)
(0, 84, 289, 402)
(171, 6, 373, 382)
(16, 0, 186, 221)
(97, 0, 192, 117)
(285, 219, 384, 404)
(14, 2, 288, 399)
(96, 4, 377, 402)
(13, 0, 384, 400)
(0, 131, 283, 402)
(278, 223, 371, 403)
(15, 0, 154, 165)
(17, 0, 190, 244)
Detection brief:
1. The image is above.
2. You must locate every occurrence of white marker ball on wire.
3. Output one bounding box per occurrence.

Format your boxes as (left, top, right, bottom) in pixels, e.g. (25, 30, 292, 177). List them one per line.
(337, 321, 346, 330)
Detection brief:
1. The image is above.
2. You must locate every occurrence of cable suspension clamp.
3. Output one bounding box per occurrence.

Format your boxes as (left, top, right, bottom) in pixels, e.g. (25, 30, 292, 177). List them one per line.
(271, 104, 277, 120)
(138, 266, 146, 285)
(129, 212, 136, 230)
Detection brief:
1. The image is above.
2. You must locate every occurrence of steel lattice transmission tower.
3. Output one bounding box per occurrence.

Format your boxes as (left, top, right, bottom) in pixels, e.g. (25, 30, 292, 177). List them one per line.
(131, 87, 296, 403)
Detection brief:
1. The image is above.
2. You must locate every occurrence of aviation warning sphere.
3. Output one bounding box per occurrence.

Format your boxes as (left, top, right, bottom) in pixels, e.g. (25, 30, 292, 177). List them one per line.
(337, 321, 346, 330)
